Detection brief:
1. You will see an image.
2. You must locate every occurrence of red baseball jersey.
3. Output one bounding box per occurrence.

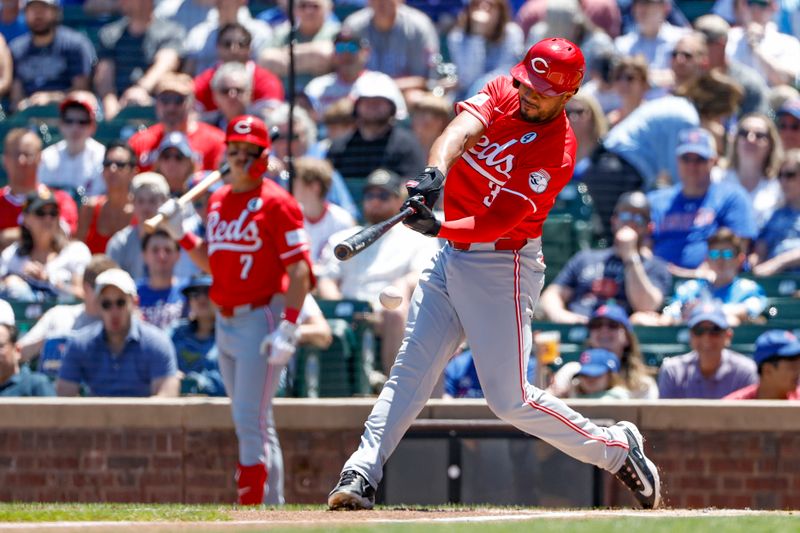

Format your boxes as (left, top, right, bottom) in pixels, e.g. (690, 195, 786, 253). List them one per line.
(194, 61, 285, 112)
(129, 122, 226, 172)
(441, 75, 577, 241)
(205, 179, 313, 309)
(0, 185, 78, 235)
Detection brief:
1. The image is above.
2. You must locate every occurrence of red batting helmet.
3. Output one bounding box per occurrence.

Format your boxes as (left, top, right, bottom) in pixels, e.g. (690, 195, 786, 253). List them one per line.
(226, 115, 271, 150)
(510, 38, 585, 96)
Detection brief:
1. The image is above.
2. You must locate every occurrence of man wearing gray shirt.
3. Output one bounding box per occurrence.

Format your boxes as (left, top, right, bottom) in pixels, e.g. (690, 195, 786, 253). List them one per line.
(658, 303, 758, 399)
(342, 0, 438, 93)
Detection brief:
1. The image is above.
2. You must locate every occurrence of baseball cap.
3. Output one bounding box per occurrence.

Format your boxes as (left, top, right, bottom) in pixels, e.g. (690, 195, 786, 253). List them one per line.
(589, 303, 632, 332)
(694, 15, 731, 43)
(0, 299, 14, 327)
(746, 0, 771, 6)
(23, 188, 58, 214)
(60, 92, 97, 122)
(226, 115, 270, 149)
(676, 128, 717, 159)
(753, 330, 800, 365)
(364, 168, 404, 196)
(181, 275, 213, 297)
(576, 349, 620, 377)
(156, 73, 194, 96)
(777, 98, 800, 121)
(24, 0, 61, 7)
(131, 172, 170, 199)
(94, 268, 137, 298)
(155, 132, 196, 160)
(687, 302, 729, 329)
(510, 38, 585, 96)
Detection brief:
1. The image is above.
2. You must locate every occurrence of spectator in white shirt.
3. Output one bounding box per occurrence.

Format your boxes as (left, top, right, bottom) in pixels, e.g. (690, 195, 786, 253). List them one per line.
(37, 91, 105, 197)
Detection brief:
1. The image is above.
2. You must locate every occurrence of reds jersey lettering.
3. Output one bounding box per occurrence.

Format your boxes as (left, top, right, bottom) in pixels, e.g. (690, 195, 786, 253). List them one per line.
(445, 75, 577, 240)
(206, 180, 311, 309)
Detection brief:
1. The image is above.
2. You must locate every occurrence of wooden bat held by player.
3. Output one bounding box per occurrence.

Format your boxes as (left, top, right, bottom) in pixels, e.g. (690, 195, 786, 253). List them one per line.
(334, 203, 418, 261)
(143, 163, 228, 233)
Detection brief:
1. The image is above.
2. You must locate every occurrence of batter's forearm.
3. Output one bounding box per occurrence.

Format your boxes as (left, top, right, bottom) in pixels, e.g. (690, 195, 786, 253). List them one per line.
(284, 260, 312, 314)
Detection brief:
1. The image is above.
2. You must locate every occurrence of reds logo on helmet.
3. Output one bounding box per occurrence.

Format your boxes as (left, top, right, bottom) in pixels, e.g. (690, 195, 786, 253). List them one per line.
(226, 115, 270, 150)
(510, 38, 585, 96)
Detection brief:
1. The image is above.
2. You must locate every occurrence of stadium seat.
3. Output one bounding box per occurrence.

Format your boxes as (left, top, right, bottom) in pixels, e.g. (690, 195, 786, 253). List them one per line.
(317, 299, 377, 395)
(764, 297, 800, 325)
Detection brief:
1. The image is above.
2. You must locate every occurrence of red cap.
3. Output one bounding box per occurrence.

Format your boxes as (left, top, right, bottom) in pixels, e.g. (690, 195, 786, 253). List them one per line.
(60, 92, 96, 122)
(226, 115, 271, 150)
(510, 38, 585, 96)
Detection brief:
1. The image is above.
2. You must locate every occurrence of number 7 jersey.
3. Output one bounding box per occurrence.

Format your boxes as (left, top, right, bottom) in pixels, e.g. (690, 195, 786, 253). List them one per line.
(205, 179, 313, 309)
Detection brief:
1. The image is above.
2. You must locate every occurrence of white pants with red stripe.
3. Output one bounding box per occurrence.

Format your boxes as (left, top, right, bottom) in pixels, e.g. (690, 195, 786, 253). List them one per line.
(343, 240, 631, 488)
(217, 300, 285, 504)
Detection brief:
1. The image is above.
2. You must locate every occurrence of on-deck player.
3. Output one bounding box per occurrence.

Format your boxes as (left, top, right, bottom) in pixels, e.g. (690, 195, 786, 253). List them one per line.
(328, 38, 662, 510)
(158, 115, 313, 505)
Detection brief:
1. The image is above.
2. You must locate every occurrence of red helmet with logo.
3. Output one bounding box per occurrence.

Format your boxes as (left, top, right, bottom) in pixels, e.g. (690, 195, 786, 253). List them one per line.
(510, 38, 585, 96)
(226, 115, 271, 150)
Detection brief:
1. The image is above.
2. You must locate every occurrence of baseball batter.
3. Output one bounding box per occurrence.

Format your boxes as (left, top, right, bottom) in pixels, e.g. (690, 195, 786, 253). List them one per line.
(159, 115, 313, 505)
(328, 39, 662, 510)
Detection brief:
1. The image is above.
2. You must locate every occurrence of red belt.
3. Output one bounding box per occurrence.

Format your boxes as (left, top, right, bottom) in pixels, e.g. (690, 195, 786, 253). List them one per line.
(217, 296, 273, 318)
(448, 238, 531, 251)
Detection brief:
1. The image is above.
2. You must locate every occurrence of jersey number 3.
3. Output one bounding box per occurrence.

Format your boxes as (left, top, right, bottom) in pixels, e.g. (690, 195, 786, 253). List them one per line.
(239, 254, 253, 279)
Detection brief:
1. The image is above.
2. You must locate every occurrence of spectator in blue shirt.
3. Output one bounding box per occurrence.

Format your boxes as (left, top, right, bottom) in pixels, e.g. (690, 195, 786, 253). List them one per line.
(136, 229, 187, 329)
(9, 0, 97, 111)
(56, 268, 179, 397)
(751, 149, 800, 276)
(647, 127, 757, 270)
(660, 228, 767, 327)
(170, 275, 225, 397)
(0, 320, 55, 397)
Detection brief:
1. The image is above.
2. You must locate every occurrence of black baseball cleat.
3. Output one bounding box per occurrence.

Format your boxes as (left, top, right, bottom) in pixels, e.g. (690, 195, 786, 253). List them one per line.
(614, 421, 662, 509)
(327, 470, 376, 510)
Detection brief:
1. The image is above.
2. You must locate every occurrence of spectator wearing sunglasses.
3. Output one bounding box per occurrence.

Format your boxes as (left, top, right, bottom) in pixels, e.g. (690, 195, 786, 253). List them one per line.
(724, 330, 800, 400)
(541, 192, 672, 323)
(56, 268, 179, 397)
(75, 141, 137, 255)
(152, 132, 199, 196)
(128, 74, 226, 174)
(0, 189, 90, 302)
(751, 149, 800, 275)
(94, 0, 185, 120)
(37, 92, 105, 197)
(193, 23, 284, 116)
(647, 127, 757, 270)
(660, 228, 766, 327)
(317, 168, 440, 380)
(658, 302, 757, 399)
(775, 99, 800, 151)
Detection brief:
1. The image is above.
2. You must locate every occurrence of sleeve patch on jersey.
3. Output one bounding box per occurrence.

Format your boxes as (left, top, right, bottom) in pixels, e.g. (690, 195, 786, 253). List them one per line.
(528, 169, 551, 194)
(464, 93, 490, 107)
(285, 228, 308, 247)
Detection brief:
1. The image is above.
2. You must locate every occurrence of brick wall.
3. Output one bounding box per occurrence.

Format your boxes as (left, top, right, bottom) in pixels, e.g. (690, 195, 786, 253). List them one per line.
(0, 399, 797, 509)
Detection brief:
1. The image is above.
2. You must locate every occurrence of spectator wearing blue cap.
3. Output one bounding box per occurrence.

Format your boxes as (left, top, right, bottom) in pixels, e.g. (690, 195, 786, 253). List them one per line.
(541, 191, 671, 323)
(152, 132, 200, 196)
(724, 330, 800, 400)
(776, 99, 800, 151)
(569, 349, 629, 399)
(660, 228, 766, 327)
(548, 303, 658, 399)
(170, 275, 225, 396)
(658, 302, 757, 399)
(647, 127, 757, 270)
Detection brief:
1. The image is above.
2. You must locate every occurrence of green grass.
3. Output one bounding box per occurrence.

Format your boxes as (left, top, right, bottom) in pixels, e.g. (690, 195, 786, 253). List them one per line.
(0, 503, 231, 522)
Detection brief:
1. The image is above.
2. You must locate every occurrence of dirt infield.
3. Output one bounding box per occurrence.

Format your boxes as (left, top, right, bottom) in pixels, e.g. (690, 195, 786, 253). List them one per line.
(2, 508, 796, 532)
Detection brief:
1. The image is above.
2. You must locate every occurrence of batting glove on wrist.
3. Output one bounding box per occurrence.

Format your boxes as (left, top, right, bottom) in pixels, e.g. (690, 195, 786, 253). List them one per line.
(406, 167, 444, 208)
(157, 198, 187, 240)
(259, 320, 299, 366)
(402, 196, 441, 237)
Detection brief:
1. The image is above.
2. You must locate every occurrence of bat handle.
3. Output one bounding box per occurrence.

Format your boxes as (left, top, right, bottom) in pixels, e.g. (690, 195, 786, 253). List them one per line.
(143, 213, 165, 234)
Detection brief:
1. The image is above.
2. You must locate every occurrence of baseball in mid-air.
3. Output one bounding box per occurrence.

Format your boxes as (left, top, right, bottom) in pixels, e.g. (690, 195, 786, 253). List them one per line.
(379, 286, 403, 310)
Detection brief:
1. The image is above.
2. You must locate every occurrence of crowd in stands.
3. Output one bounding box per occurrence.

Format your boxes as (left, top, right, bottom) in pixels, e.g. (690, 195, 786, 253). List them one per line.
(0, 0, 798, 403)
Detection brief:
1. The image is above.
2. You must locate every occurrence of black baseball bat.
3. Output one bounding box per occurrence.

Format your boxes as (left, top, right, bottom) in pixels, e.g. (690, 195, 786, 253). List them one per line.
(334, 205, 417, 261)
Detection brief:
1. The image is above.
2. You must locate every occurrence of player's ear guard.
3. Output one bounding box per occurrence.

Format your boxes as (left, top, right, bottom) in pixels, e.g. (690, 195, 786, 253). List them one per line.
(406, 167, 444, 208)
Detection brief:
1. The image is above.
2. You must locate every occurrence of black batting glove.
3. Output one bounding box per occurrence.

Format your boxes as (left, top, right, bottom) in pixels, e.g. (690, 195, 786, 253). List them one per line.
(406, 166, 444, 208)
(402, 196, 441, 237)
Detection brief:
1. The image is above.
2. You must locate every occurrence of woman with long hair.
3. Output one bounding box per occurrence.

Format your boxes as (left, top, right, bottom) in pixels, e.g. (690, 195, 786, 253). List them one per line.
(75, 141, 137, 254)
(447, 0, 524, 99)
(1, 190, 90, 302)
(548, 304, 658, 399)
(566, 92, 608, 180)
(720, 113, 784, 229)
